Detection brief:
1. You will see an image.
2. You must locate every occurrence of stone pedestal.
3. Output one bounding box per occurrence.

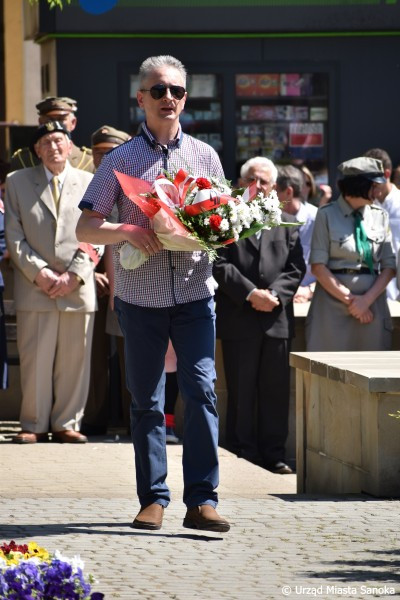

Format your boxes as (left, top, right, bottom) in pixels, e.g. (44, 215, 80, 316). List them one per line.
(290, 351, 400, 497)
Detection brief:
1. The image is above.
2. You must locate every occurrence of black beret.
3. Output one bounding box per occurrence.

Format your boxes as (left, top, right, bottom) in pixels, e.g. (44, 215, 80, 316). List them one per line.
(91, 125, 130, 147)
(32, 121, 71, 147)
(36, 96, 78, 115)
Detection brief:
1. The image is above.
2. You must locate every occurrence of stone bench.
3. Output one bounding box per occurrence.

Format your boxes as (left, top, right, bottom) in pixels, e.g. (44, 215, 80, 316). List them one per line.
(290, 351, 400, 497)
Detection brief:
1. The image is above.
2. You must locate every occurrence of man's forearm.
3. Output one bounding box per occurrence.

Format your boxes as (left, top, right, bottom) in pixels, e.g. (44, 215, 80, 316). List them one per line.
(76, 210, 132, 245)
(76, 210, 163, 256)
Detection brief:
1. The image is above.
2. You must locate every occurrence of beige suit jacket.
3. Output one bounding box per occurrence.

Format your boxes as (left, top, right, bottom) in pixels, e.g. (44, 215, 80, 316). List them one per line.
(5, 164, 97, 312)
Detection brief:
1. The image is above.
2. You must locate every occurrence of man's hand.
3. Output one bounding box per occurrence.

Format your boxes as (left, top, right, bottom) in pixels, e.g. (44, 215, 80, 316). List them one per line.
(249, 289, 280, 312)
(48, 272, 81, 299)
(34, 267, 61, 294)
(124, 225, 163, 256)
(95, 272, 110, 298)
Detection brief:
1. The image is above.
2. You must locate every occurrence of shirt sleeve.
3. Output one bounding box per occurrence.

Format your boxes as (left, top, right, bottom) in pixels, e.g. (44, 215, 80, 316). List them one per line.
(379, 210, 396, 270)
(78, 152, 120, 216)
(309, 207, 330, 265)
(209, 148, 225, 179)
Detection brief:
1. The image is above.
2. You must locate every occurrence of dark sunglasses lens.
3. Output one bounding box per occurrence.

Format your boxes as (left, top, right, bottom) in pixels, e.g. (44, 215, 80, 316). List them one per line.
(149, 85, 185, 100)
(170, 86, 185, 100)
(149, 85, 167, 100)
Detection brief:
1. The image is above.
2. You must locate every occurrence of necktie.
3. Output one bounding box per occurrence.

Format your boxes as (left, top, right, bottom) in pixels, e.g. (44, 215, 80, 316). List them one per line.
(51, 176, 60, 211)
(353, 211, 374, 274)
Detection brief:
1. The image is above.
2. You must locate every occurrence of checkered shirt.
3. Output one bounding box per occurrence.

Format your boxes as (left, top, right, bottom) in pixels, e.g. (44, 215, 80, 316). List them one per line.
(79, 122, 225, 307)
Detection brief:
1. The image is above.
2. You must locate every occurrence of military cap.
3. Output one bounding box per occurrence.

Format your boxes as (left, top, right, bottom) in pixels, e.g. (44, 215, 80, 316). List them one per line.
(338, 157, 386, 183)
(91, 125, 130, 147)
(36, 96, 78, 115)
(31, 121, 71, 147)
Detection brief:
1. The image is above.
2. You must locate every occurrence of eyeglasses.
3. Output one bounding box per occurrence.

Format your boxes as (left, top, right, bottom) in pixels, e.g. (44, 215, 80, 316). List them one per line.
(140, 84, 186, 101)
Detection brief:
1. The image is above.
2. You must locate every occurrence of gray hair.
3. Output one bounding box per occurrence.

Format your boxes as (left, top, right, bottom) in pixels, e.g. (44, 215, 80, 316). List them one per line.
(139, 55, 187, 85)
(276, 165, 304, 198)
(240, 156, 278, 183)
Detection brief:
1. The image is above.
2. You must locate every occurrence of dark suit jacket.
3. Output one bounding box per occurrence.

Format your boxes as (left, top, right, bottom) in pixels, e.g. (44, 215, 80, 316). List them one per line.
(213, 213, 306, 340)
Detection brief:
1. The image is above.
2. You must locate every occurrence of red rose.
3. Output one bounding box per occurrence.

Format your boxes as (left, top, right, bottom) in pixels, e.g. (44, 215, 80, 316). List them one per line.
(196, 177, 212, 190)
(209, 214, 223, 231)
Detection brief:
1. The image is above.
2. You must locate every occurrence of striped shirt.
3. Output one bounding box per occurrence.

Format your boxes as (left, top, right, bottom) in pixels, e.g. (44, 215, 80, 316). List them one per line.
(79, 122, 225, 307)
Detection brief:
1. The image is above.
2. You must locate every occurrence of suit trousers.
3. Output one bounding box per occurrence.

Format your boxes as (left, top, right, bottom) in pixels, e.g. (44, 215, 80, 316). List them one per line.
(17, 310, 95, 433)
(82, 295, 110, 432)
(114, 296, 219, 509)
(221, 335, 290, 465)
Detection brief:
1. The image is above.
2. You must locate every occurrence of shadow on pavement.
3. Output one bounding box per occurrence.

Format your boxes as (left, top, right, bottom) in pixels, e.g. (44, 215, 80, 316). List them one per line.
(300, 555, 400, 584)
(0, 522, 224, 542)
(271, 493, 399, 502)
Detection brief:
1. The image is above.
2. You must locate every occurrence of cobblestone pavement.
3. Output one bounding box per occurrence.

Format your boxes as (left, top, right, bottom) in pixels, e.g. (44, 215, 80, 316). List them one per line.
(0, 430, 399, 599)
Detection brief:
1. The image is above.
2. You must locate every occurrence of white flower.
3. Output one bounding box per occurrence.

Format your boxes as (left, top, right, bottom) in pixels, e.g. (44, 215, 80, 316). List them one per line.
(219, 218, 230, 232)
(54, 550, 85, 573)
(203, 217, 210, 226)
(209, 234, 219, 242)
(262, 192, 281, 212)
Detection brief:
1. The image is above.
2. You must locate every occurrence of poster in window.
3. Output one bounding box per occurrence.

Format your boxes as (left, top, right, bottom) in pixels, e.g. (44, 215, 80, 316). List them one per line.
(289, 123, 324, 159)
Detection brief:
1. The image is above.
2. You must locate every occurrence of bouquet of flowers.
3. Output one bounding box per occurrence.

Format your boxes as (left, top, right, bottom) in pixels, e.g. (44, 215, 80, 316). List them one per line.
(0, 540, 104, 599)
(115, 169, 282, 270)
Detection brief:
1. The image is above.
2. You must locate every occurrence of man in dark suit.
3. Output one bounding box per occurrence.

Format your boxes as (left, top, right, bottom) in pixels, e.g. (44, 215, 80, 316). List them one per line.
(213, 156, 306, 474)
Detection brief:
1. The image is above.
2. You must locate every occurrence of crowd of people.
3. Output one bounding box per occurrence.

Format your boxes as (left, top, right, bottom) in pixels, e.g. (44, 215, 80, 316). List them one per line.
(1, 53, 400, 531)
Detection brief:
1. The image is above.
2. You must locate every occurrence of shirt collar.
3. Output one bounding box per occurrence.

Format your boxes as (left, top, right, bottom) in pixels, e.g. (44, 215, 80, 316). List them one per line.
(338, 194, 366, 218)
(42, 161, 69, 185)
(295, 201, 307, 221)
(141, 121, 183, 149)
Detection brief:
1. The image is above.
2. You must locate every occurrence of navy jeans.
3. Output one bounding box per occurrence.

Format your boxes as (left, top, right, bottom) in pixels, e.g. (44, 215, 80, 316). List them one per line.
(114, 296, 219, 509)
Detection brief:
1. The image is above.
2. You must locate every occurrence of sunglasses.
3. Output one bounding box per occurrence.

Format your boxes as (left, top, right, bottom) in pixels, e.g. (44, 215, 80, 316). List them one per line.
(140, 84, 186, 101)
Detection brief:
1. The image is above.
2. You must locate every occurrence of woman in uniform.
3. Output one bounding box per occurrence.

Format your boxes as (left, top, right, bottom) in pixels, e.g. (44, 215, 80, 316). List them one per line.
(306, 156, 396, 351)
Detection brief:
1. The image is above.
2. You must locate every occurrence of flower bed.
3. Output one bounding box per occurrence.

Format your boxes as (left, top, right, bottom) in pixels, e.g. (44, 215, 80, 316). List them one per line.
(0, 540, 104, 599)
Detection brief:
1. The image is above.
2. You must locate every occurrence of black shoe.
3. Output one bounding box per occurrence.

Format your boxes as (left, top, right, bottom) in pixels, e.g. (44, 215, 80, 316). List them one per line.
(265, 461, 293, 475)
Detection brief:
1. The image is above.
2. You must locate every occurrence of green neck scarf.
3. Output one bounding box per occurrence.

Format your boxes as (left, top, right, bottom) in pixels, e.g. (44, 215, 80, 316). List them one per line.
(353, 211, 374, 274)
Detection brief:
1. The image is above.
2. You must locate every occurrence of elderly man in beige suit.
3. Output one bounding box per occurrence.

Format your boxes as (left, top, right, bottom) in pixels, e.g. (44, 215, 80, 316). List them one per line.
(5, 121, 97, 444)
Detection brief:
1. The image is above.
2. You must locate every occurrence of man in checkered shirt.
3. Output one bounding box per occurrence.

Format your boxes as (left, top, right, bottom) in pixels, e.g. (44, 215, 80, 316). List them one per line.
(76, 55, 230, 533)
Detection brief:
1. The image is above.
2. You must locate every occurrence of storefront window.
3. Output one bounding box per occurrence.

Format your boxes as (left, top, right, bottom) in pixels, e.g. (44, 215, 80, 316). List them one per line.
(235, 72, 329, 184)
(182, 74, 223, 156)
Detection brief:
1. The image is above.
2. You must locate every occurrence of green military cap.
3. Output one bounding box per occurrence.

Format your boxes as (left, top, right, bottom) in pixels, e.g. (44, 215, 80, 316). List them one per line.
(91, 125, 130, 147)
(36, 96, 78, 115)
(338, 157, 386, 183)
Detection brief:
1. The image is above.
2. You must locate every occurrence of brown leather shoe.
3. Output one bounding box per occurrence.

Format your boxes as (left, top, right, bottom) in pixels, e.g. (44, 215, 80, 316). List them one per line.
(132, 503, 164, 530)
(183, 505, 230, 532)
(52, 430, 88, 444)
(13, 431, 48, 444)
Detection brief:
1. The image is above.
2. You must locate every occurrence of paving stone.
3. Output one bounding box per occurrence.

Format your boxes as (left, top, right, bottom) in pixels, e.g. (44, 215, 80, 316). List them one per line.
(1, 437, 400, 598)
